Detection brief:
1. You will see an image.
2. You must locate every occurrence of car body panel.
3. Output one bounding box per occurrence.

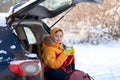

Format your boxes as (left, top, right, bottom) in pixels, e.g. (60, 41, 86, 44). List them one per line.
(0, 26, 25, 63)
(0, 21, 45, 80)
(0, 26, 26, 79)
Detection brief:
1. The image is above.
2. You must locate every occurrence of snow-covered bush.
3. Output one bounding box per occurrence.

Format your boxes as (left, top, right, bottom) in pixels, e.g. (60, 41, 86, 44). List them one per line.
(63, 23, 120, 45)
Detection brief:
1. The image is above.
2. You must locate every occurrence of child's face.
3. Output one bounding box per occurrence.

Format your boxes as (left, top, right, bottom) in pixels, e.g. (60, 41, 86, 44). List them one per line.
(53, 31, 63, 44)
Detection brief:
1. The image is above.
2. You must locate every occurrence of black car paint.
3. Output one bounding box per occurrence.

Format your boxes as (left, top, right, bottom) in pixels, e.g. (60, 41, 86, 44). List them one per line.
(0, 26, 25, 79)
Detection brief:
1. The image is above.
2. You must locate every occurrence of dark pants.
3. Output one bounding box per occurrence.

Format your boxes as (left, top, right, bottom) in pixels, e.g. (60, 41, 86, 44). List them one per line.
(44, 68, 69, 80)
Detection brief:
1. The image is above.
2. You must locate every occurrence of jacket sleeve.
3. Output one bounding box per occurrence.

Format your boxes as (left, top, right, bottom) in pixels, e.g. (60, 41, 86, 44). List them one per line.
(42, 47, 68, 70)
(62, 55, 74, 67)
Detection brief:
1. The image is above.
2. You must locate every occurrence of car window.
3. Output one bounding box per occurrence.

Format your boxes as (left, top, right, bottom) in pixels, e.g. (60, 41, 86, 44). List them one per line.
(24, 27, 36, 44)
(40, 0, 72, 11)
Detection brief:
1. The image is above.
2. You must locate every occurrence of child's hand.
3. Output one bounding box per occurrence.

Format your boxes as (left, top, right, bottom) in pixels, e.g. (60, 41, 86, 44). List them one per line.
(70, 47, 75, 55)
(63, 49, 72, 56)
(63, 47, 75, 56)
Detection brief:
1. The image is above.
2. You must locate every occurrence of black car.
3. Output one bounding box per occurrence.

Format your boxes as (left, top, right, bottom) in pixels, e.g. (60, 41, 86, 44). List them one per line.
(0, 0, 104, 80)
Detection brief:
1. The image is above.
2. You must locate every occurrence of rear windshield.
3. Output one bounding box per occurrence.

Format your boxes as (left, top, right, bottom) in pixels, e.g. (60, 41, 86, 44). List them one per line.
(40, 0, 72, 11)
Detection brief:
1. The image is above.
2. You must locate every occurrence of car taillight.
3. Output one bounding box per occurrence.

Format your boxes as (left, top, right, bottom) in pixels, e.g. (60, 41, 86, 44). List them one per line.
(9, 60, 41, 76)
(22, 62, 40, 75)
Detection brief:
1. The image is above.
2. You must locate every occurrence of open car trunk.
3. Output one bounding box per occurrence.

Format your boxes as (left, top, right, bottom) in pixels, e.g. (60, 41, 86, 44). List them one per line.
(6, 0, 104, 26)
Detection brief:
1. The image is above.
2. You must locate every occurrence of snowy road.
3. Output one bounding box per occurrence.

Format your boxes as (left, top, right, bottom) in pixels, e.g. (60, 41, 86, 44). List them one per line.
(74, 44, 120, 80)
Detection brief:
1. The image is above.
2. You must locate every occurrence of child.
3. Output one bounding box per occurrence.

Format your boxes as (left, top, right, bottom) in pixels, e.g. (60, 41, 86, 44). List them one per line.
(41, 27, 74, 80)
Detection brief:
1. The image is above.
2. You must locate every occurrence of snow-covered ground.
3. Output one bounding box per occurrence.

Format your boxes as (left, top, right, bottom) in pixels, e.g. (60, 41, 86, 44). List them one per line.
(0, 13, 120, 80)
(73, 43, 120, 80)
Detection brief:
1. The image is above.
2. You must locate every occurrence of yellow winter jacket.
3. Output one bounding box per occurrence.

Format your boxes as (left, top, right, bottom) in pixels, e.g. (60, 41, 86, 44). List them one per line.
(41, 41, 68, 70)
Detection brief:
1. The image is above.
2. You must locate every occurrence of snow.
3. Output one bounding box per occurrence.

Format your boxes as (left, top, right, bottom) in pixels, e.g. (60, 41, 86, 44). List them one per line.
(73, 43, 120, 80)
(25, 53, 38, 58)
(0, 13, 120, 80)
(0, 50, 7, 54)
(10, 45, 16, 49)
(0, 13, 7, 26)
(10, 59, 39, 64)
(0, 50, 7, 61)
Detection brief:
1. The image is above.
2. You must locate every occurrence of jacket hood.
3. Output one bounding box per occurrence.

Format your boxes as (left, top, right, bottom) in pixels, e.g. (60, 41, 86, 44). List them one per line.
(42, 35, 54, 46)
(41, 34, 63, 52)
(50, 27, 64, 39)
